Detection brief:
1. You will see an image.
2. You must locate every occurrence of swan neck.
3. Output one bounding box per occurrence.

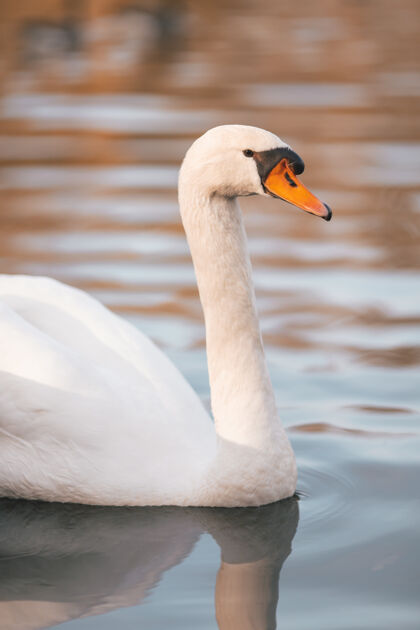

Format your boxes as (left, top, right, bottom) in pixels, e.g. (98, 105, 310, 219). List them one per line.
(179, 187, 278, 445)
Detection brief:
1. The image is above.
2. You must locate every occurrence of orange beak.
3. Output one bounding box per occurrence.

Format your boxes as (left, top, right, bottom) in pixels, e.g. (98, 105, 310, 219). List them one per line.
(264, 158, 332, 221)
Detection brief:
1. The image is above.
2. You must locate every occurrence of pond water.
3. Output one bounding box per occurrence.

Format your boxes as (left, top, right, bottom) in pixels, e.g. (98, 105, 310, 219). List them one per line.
(0, 1, 419, 629)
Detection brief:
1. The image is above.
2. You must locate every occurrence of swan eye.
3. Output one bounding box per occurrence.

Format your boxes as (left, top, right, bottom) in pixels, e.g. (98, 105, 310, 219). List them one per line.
(243, 149, 254, 158)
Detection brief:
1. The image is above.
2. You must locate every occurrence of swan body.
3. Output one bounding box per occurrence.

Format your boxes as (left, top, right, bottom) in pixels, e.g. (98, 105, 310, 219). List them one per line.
(0, 125, 331, 506)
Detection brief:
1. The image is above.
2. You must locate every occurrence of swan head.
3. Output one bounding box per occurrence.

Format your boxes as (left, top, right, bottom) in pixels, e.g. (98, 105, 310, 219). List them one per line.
(179, 124, 332, 221)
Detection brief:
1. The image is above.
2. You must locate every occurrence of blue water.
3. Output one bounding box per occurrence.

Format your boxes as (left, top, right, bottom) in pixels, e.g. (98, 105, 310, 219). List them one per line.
(0, 1, 419, 628)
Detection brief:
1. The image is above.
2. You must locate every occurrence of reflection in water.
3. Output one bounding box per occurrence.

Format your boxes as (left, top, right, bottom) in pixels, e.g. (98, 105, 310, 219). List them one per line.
(0, 497, 298, 630)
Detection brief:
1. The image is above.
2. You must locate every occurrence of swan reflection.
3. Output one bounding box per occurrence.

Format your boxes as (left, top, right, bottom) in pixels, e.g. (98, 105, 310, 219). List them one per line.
(0, 497, 298, 630)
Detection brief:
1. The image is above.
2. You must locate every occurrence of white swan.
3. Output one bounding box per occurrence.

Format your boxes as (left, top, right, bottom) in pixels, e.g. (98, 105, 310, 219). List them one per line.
(0, 125, 331, 507)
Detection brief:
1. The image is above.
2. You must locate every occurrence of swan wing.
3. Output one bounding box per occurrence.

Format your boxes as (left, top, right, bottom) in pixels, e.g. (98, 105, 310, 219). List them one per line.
(0, 275, 214, 504)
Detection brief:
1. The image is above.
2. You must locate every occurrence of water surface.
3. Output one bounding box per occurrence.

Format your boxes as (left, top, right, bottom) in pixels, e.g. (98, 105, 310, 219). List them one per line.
(0, 1, 419, 628)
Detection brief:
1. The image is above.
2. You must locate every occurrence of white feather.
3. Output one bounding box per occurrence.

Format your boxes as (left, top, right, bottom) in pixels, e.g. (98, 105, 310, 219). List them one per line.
(0, 125, 296, 506)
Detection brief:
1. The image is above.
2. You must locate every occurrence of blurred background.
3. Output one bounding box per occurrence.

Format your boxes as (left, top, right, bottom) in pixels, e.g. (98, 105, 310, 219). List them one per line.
(1, 0, 419, 379)
(0, 0, 419, 379)
(0, 2, 420, 629)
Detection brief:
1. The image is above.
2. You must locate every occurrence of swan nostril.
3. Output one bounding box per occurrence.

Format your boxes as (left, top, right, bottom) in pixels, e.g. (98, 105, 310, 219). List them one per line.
(285, 172, 297, 187)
